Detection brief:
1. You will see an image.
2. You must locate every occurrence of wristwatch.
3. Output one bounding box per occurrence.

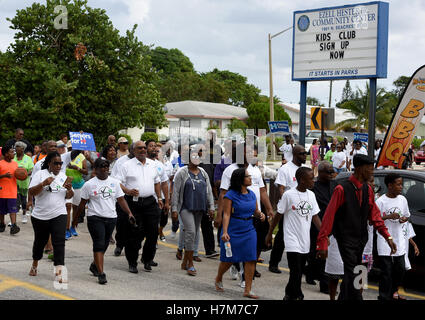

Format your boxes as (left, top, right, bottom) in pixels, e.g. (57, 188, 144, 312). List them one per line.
(387, 236, 393, 241)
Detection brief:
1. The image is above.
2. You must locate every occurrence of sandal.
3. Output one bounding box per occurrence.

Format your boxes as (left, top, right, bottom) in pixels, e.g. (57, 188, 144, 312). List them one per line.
(187, 266, 197, 276)
(257, 258, 264, 263)
(243, 291, 259, 299)
(29, 266, 37, 276)
(215, 281, 224, 292)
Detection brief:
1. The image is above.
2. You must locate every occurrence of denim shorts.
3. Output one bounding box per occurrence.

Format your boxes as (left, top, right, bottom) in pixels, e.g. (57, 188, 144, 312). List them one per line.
(0, 198, 18, 214)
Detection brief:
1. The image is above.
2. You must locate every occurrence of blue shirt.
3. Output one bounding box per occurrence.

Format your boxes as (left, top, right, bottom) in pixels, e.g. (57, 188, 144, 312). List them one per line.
(182, 171, 207, 212)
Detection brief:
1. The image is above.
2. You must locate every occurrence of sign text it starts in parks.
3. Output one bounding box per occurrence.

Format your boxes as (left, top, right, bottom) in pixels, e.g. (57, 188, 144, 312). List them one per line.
(292, 1, 389, 81)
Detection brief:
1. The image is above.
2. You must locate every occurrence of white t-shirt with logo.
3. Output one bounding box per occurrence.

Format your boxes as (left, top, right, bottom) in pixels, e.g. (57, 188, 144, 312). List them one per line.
(275, 161, 300, 191)
(81, 176, 125, 219)
(29, 169, 69, 220)
(279, 143, 293, 162)
(376, 194, 410, 256)
(277, 188, 320, 254)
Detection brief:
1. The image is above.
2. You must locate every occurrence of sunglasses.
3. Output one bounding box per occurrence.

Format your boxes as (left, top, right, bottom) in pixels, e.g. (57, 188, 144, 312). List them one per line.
(53, 161, 63, 166)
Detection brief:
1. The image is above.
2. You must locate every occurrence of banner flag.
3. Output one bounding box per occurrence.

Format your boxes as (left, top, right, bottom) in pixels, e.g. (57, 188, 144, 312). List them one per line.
(69, 132, 96, 151)
(377, 65, 425, 168)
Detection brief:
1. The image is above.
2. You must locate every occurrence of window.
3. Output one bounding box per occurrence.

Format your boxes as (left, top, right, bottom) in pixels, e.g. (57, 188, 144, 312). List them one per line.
(180, 119, 190, 128)
(402, 178, 425, 214)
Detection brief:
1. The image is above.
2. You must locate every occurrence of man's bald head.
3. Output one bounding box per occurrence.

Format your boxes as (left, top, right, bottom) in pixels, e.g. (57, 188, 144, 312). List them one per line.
(318, 161, 334, 182)
(47, 140, 58, 153)
(292, 145, 307, 166)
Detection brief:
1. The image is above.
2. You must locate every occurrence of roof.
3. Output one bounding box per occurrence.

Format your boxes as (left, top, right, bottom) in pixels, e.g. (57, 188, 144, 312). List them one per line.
(278, 102, 356, 123)
(164, 101, 248, 120)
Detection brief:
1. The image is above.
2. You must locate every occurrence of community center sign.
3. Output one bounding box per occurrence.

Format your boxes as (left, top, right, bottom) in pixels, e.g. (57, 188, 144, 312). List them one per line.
(292, 1, 389, 81)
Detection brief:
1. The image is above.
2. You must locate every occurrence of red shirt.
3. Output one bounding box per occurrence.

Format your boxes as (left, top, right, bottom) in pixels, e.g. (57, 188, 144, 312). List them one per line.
(316, 175, 390, 251)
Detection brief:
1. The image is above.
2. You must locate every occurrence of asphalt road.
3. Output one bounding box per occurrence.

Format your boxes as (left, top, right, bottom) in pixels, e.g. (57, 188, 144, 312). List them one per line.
(1, 213, 424, 301)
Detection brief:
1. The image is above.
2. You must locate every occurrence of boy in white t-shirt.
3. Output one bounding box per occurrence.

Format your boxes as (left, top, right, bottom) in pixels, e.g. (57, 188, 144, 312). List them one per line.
(375, 173, 410, 300)
(266, 167, 321, 300)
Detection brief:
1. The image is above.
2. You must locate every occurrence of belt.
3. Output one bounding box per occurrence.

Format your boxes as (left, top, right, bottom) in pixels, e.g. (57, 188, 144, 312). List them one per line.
(126, 195, 155, 202)
(231, 215, 254, 221)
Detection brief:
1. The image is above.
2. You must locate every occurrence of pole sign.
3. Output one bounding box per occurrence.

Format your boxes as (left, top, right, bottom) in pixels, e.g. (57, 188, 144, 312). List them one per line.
(354, 132, 368, 143)
(69, 132, 96, 151)
(268, 121, 290, 133)
(292, 1, 389, 81)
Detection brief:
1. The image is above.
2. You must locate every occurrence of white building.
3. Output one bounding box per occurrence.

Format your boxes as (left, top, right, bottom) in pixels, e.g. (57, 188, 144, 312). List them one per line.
(122, 100, 248, 142)
(278, 102, 356, 136)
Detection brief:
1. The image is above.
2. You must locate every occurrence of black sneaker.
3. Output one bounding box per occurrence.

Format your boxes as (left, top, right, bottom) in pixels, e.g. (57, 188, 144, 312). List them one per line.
(10, 224, 20, 235)
(114, 246, 123, 257)
(269, 266, 282, 274)
(254, 270, 261, 278)
(129, 265, 138, 274)
(143, 263, 152, 272)
(0, 223, 5, 233)
(150, 261, 158, 267)
(98, 273, 107, 285)
(205, 251, 219, 258)
(89, 262, 99, 276)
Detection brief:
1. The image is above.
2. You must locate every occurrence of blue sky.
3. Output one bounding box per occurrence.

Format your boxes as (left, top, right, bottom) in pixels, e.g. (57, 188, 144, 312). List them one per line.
(1, 0, 424, 107)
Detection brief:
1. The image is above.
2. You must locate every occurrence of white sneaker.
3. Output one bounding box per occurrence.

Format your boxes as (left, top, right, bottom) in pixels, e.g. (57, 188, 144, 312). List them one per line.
(240, 280, 246, 288)
(7, 222, 12, 227)
(230, 265, 239, 280)
(170, 231, 177, 240)
(22, 215, 28, 224)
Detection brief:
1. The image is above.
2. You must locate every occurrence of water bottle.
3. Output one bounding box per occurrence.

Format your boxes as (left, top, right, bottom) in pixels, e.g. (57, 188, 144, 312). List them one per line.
(225, 241, 232, 258)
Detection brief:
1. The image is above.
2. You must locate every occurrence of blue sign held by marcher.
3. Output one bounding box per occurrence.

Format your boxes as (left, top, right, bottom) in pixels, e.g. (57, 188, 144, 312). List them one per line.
(69, 132, 96, 151)
(354, 132, 368, 143)
(268, 121, 290, 133)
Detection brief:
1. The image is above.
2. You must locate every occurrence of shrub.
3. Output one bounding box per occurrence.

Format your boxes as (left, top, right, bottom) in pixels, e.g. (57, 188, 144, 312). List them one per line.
(141, 132, 159, 142)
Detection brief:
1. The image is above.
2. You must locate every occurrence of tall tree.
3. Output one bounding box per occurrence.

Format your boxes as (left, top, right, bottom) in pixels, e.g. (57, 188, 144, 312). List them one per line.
(341, 80, 354, 102)
(150, 47, 195, 76)
(305, 96, 324, 106)
(201, 68, 261, 107)
(392, 75, 410, 101)
(0, 0, 166, 147)
(247, 101, 291, 132)
(335, 82, 396, 132)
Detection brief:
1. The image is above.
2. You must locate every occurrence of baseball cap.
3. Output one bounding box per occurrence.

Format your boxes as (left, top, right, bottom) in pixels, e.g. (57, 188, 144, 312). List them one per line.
(118, 137, 128, 144)
(56, 140, 66, 148)
(353, 154, 375, 168)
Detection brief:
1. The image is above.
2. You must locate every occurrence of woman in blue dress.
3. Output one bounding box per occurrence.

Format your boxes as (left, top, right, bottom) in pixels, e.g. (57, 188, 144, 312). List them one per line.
(214, 168, 265, 299)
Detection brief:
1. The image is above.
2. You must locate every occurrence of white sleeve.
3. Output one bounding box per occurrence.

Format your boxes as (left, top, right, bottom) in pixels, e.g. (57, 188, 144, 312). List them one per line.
(375, 196, 384, 216)
(219, 168, 231, 190)
(81, 182, 90, 200)
(116, 163, 127, 184)
(61, 152, 71, 167)
(29, 170, 42, 188)
(115, 179, 125, 198)
(408, 222, 416, 238)
(403, 196, 411, 218)
(275, 166, 285, 186)
(160, 164, 168, 183)
(277, 192, 289, 214)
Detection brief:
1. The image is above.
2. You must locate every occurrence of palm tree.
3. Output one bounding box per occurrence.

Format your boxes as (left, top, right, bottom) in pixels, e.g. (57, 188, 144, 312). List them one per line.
(335, 82, 397, 132)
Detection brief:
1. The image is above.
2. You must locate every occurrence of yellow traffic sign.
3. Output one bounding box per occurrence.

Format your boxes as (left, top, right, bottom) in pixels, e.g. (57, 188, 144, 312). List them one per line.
(310, 107, 322, 130)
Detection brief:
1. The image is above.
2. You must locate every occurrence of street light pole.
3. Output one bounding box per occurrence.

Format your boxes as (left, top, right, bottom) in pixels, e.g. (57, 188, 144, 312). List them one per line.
(268, 26, 293, 161)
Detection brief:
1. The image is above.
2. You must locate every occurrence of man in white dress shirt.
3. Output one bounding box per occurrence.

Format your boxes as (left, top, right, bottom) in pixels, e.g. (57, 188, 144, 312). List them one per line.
(116, 141, 163, 273)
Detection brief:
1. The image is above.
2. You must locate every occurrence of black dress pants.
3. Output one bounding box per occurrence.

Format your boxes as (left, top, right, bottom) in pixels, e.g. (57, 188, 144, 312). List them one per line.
(285, 252, 308, 299)
(269, 217, 284, 267)
(201, 211, 215, 253)
(378, 255, 405, 300)
(337, 241, 364, 300)
(124, 196, 160, 267)
(115, 202, 130, 249)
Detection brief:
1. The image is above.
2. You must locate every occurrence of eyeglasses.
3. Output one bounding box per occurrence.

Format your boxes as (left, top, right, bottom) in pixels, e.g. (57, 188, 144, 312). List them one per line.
(53, 161, 63, 166)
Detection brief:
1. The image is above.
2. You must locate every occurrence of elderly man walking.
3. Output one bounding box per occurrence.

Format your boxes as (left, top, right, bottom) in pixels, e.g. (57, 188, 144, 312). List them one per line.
(116, 141, 163, 273)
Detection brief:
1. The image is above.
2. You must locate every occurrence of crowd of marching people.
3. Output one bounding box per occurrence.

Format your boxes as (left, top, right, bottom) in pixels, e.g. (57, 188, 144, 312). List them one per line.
(0, 128, 420, 300)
